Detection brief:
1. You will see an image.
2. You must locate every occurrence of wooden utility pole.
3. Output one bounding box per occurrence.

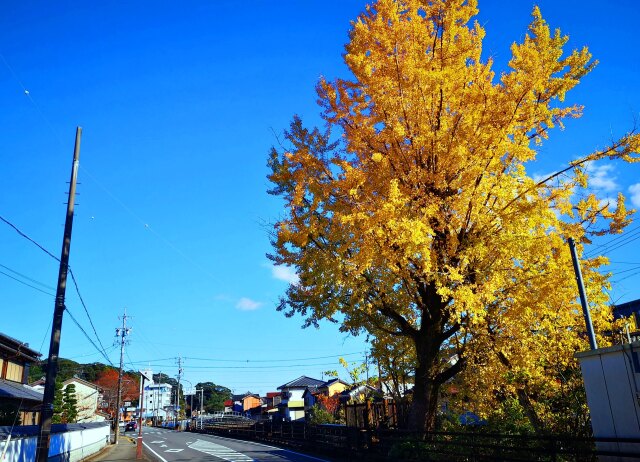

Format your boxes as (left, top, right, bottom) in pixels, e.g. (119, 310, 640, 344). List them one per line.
(36, 127, 82, 462)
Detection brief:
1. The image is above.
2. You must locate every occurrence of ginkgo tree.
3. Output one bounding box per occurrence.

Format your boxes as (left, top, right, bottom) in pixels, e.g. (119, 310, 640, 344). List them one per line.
(267, 0, 640, 434)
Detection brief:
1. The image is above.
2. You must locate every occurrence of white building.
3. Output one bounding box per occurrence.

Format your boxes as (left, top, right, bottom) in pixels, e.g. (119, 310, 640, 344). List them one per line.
(141, 375, 173, 421)
(63, 377, 104, 423)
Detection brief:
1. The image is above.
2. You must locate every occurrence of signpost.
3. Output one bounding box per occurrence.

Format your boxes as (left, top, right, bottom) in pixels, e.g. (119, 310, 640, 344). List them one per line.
(137, 370, 153, 459)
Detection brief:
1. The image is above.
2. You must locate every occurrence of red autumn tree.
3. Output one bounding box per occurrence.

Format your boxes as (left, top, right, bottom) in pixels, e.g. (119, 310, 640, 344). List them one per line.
(317, 393, 340, 415)
(94, 369, 139, 417)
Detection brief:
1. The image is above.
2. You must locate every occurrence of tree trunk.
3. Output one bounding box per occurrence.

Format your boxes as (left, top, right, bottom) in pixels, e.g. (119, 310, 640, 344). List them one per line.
(408, 336, 442, 434)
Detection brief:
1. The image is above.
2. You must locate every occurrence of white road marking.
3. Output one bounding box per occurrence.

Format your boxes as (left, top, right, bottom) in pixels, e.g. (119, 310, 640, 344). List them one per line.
(160, 444, 167, 447)
(189, 439, 253, 462)
(143, 441, 169, 462)
(164, 449, 184, 453)
(150, 440, 164, 444)
(202, 434, 330, 462)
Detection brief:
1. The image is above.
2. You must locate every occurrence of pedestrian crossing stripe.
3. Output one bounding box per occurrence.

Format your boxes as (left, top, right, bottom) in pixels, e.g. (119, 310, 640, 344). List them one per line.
(188, 439, 253, 462)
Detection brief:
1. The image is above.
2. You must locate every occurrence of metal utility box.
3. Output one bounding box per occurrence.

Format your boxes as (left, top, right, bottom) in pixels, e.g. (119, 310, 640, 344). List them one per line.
(576, 342, 640, 460)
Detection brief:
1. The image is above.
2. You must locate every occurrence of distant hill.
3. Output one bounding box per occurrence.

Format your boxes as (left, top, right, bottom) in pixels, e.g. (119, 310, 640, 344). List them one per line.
(28, 359, 127, 384)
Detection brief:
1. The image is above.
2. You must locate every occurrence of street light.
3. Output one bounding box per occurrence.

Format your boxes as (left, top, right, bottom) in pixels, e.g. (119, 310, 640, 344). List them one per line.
(181, 379, 194, 420)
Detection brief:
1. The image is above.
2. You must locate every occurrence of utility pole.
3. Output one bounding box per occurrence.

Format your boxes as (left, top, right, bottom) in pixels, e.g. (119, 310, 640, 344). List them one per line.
(113, 310, 130, 444)
(199, 388, 204, 428)
(568, 237, 598, 350)
(175, 357, 183, 429)
(36, 127, 82, 462)
(365, 352, 369, 384)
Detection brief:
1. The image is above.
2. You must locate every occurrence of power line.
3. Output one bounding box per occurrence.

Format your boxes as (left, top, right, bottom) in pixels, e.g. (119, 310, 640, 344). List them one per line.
(0, 269, 55, 297)
(67, 270, 111, 365)
(612, 269, 640, 285)
(0, 262, 55, 290)
(0, 214, 60, 261)
(64, 306, 114, 366)
(182, 352, 364, 363)
(80, 166, 220, 283)
(125, 351, 364, 365)
(0, 213, 110, 368)
(129, 360, 364, 370)
(585, 226, 640, 258)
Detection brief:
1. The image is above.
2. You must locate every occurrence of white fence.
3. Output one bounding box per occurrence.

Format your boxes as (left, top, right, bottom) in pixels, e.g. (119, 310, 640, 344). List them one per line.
(0, 422, 110, 462)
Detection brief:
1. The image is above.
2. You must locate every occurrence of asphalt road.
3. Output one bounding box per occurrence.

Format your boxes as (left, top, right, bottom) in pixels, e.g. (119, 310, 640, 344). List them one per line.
(140, 427, 333, 462)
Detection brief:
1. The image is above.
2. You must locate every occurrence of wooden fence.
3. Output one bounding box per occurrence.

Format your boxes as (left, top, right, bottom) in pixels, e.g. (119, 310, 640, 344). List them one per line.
(344, 399, 410, 429)
(192, 419, 640, 461)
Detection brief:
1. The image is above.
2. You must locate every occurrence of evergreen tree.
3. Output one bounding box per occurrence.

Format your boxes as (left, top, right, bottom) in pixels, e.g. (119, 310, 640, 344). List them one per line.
(52, 380, 64, 424)
(62, 384, 79, 423)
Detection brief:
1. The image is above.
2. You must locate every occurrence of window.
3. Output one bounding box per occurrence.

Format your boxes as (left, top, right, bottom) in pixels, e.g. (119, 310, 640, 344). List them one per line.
(6, 361, 24, 382)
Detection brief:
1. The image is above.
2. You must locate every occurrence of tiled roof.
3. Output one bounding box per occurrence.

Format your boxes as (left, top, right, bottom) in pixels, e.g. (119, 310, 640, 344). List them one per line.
(0, 379, 44, 402)
(277, 376, 325, 390)
(0, 332, 41, 362)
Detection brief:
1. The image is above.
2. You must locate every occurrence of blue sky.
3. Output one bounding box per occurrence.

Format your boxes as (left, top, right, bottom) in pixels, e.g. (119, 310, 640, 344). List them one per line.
(1, 0, 639, 396)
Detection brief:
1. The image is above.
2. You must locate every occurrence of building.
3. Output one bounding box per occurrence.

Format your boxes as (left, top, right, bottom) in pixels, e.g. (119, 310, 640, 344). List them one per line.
(142, 380, 173, 422)
(62, 377, 103, 423)
(613, 298, 640, 340)
(261, 392, 282, 418)
(277, 376, 325, 421)
(0, 332, 43, 425)
(318, 378, 349, 397)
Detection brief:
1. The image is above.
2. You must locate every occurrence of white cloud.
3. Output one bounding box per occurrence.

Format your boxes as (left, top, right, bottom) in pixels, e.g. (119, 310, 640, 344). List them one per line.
(598, 197, 617, 210)
(271, 265, 300, 285)
(629, 183, 640, 208)
(236, 298, 262, 311)
(585, 163, 618, 192)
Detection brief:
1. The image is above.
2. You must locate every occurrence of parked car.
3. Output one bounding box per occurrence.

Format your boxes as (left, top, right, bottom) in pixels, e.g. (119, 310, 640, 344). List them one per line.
(124, 421, 137, 432)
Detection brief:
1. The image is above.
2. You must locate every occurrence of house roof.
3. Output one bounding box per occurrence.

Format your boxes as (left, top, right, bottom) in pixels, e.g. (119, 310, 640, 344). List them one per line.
(0, 379, 44, 402)
(63, 377, 101, 390)
(340, 384, 380, 399)
(265, 392, 280, 398)
(0, 332, 41, 362)
(321, 378, 350, 387)
(277, 376, 325, 390)
(613, 298, 640, 319)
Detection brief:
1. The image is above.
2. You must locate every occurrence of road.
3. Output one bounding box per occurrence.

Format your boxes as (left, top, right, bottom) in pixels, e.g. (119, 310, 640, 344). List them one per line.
(140, 427, 333, 462)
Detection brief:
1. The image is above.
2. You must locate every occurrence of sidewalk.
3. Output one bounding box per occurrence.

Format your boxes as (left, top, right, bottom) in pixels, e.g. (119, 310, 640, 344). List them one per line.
(86, 435, 158, 462)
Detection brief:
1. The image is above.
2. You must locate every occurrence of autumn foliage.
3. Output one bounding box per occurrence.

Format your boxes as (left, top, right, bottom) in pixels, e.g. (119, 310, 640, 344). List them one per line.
(268, 0, 640, 434)
(95, 369, 139, 416)
(317, 393, 340, 416)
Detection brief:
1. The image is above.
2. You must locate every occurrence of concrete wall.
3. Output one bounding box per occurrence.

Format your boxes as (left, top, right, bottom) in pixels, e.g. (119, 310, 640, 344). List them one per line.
(0, 422, 110, 462)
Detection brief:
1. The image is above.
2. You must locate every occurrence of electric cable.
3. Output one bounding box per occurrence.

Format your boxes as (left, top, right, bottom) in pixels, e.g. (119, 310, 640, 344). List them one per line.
(64, 306, 114, 367)
(0, 269, 54, 297)
(0, 213, 111, 366)
(585, 226, 640, 258)
(0, 262, 55, 290)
